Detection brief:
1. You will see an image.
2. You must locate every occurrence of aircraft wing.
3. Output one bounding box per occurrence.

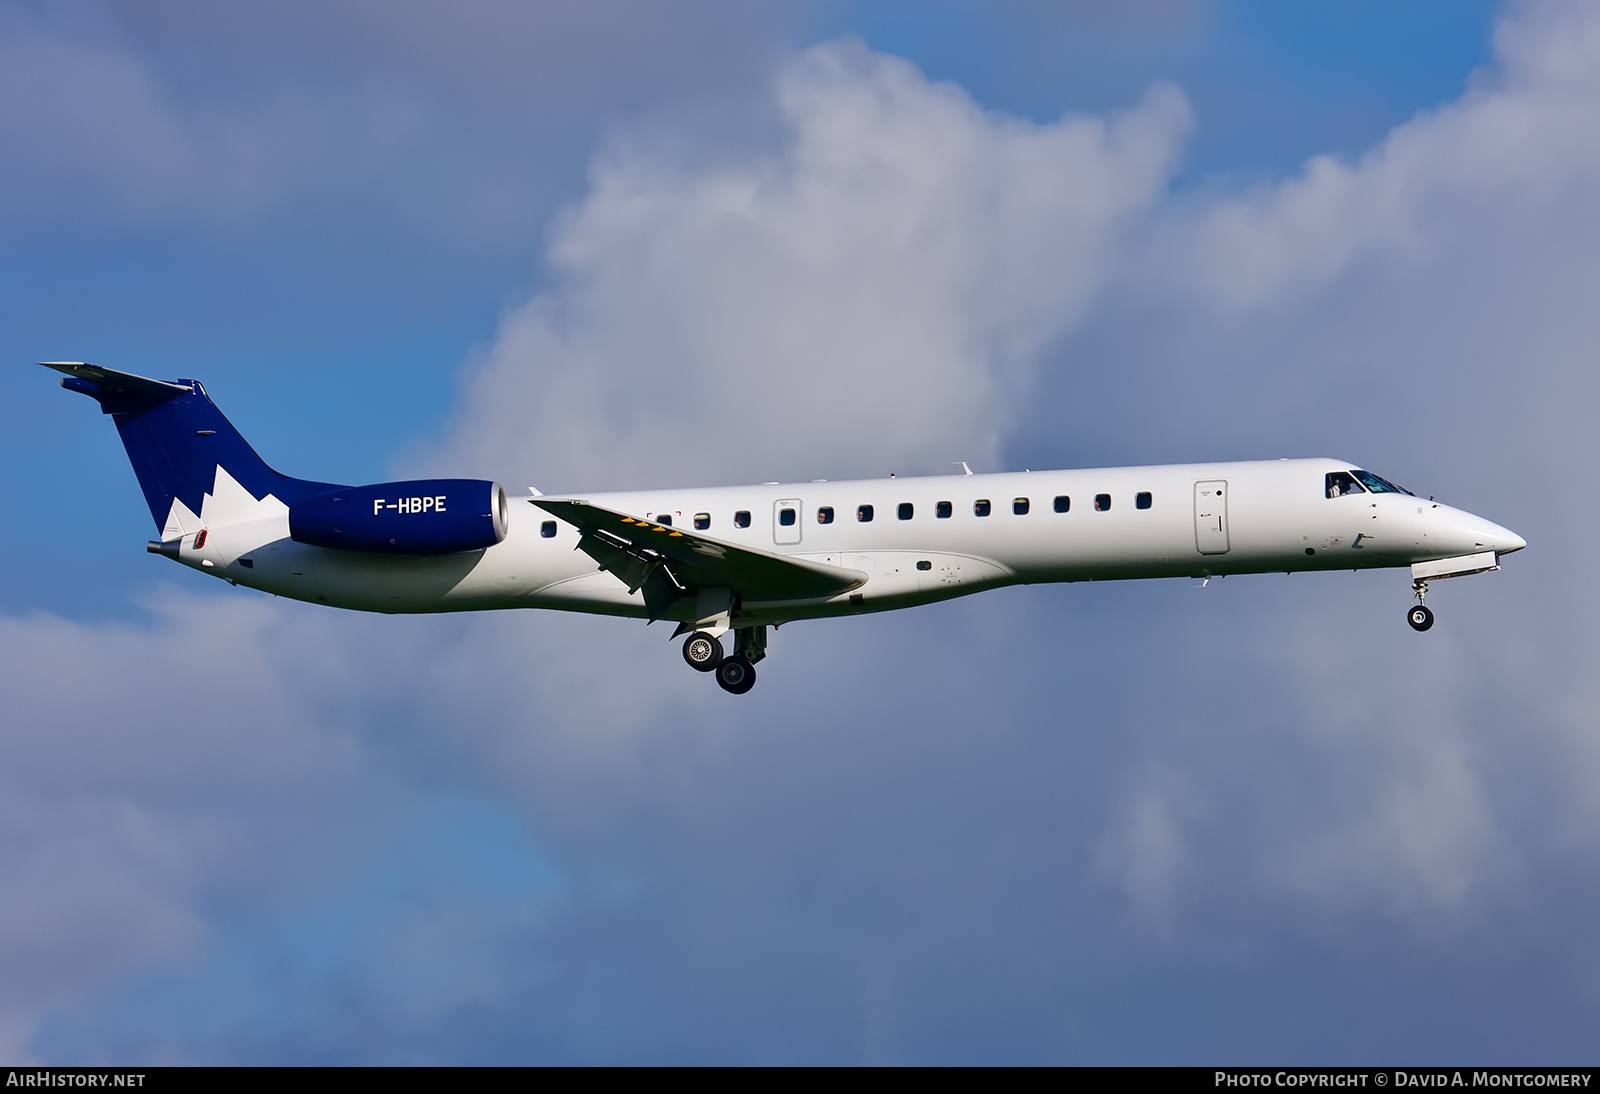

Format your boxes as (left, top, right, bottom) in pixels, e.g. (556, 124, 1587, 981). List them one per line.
(532, 498, 867, 614)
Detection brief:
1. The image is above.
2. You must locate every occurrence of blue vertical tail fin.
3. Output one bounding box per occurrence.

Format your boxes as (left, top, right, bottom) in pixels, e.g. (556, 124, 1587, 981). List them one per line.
(44, 362, 343, 532)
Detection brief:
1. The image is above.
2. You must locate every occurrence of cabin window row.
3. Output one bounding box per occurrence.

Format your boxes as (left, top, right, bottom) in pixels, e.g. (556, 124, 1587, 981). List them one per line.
(597, 492, 1155, 534)
(838, 492, 1151, 520)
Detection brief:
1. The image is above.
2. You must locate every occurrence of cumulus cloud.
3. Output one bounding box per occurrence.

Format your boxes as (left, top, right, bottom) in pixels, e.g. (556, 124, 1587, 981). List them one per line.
(1143, 0, 1600, 308)
(0, 1, 781, 248)
(424, 3, 1600, 945)
(9, 0, 1600, 1063)
(0, 593, 689, 1062)
(0, 7, 234, 227)
(428, 39, 1191, 488)
(1054, 0, 1600, 937)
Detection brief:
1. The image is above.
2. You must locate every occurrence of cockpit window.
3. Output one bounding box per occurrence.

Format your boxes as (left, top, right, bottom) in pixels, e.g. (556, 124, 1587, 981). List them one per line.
(1351, 470, 1413, 496)
(1325, 471, 1365, 498)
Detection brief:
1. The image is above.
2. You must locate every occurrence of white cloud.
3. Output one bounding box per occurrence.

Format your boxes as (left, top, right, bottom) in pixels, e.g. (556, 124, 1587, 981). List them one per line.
(429, 9, 1600, 945)
(0, 8, 221, 226)
(428, 39, 1191, 489)
(1144, 0, 1600, 309)
(1094, 766, 1197, 929)
(11, 0, 1600, 1061)
(0, 1, 788, 250)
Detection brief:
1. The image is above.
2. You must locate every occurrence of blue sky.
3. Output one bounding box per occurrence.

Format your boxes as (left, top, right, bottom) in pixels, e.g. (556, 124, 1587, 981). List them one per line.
(4, 0, 1599, 1064)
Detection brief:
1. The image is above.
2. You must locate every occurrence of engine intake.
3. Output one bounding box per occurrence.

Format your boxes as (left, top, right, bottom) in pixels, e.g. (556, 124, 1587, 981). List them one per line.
(289, 479, 509, 555)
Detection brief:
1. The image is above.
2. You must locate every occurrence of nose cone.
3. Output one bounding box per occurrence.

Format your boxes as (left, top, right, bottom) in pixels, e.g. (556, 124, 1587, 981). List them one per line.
(1450, 508, 1526, 556)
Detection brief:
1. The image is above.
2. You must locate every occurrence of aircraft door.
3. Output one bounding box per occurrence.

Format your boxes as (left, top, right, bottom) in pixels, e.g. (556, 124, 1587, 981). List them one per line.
(1194, 480, 1230, 554)
(773, 498, 802, 545)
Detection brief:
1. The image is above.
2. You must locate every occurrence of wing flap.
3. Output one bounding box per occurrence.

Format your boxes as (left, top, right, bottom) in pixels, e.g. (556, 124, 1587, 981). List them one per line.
(533, 498, 867, 603)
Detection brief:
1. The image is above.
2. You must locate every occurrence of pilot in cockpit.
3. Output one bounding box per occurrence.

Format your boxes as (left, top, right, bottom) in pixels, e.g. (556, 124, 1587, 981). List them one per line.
(1326, 469, 1414, 498)
(1326, 471, 1363, 498)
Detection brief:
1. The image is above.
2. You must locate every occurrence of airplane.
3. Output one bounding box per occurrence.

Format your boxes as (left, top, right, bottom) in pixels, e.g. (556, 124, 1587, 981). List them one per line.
(45, 361, 1527, 694)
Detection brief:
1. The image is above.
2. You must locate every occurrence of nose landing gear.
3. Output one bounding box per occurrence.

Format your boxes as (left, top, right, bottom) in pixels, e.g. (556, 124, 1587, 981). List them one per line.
(1407, 580, 1435, 631)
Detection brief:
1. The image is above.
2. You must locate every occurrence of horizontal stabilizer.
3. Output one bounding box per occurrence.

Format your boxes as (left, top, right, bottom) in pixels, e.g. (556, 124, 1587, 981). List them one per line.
(42, 362, 193, 414)
(533, 498, 867, 605)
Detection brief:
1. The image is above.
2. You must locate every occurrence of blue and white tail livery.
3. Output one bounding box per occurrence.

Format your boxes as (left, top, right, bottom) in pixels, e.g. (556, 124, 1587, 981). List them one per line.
(47, 362, 1527, 694)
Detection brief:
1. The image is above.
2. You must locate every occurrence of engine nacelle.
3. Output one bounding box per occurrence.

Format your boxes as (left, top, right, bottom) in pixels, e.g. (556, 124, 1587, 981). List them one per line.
(289, 479, 509, 555)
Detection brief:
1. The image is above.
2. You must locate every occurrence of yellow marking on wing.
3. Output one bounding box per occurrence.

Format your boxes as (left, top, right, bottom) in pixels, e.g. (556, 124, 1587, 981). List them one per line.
(669, 531, 684, 537)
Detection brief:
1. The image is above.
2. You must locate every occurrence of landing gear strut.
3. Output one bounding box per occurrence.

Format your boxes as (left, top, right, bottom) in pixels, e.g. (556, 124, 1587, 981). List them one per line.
(1407, 580, 1435, 632)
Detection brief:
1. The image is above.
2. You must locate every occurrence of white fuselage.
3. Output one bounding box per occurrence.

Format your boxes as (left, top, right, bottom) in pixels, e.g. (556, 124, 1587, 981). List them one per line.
(175, 458, 1525, 626)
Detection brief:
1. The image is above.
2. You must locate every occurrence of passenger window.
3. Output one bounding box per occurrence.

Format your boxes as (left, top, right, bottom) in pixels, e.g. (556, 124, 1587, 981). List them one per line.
(1095, 494, 1111, 511)
(857, 504, 874, 522)
(898, 502, 914, 520)
(1053, 495, 1070, 513)
(1325, 472, 1365, 498)
(657, 514, 672, 526)
(1013, 497, 1029, 515)
(540, 521, 557, 538)
(779, 508, 796, 527)
(916, 560, 932, 571)
(936, 501, 952, 519)
(817, 506, 834, 524)
(694, 513, 710, 530)
(974, 499, 991, 517)
(734, 510, 751, 528)
(1136, 492, 1152, 510)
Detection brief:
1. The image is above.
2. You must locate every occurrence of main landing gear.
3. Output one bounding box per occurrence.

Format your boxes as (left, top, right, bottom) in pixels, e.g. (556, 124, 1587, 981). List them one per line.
(681, 625, 767, 694)
(1407, 579, 1435, 632)
(715, 655, 756, 695)
(682, 631, 723, 671)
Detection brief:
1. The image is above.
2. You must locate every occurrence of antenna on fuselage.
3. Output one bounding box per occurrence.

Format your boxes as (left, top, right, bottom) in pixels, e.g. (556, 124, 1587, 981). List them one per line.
(956, 462, 973, 476)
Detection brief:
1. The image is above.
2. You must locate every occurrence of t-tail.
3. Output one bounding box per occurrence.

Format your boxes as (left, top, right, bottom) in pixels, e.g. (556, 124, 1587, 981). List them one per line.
(44, 362, 344, 538)
(47, 362, 509, 560)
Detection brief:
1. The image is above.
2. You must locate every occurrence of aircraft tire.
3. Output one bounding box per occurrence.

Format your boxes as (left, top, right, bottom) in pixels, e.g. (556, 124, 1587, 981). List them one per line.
(683, 631, 724, 672)
(1407, 605, 1435, 632)
(716, 655, 756, 694)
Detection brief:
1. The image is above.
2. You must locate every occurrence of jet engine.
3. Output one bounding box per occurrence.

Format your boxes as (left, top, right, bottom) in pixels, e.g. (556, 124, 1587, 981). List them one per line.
(289, 480, 509, 555)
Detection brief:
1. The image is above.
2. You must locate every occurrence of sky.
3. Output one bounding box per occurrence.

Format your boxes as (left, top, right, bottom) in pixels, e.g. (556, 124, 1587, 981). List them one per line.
(3, 0, 1598, 1065)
